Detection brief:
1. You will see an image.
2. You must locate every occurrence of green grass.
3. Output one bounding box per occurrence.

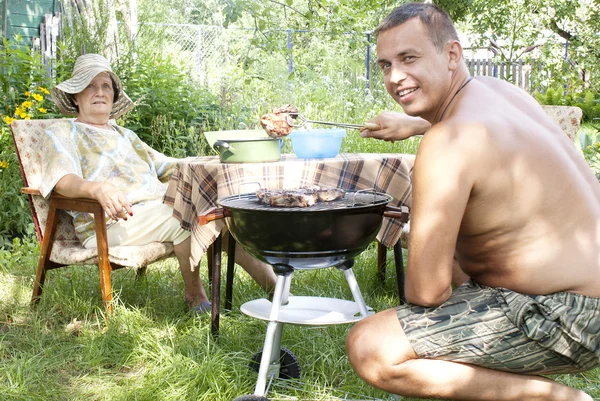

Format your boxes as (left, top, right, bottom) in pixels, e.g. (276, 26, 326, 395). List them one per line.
(1, 236, 599, 400)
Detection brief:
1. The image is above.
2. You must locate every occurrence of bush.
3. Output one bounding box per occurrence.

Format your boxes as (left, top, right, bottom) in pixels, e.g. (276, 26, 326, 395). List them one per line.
(115, 50, 222, 157)
(535, 86, 600, 123)
(573, 90, 600, 122)
(0, 37, 58, 247)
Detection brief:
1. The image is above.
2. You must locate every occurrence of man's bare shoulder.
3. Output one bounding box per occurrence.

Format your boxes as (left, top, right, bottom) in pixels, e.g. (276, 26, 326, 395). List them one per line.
(418, 118, 492, 159)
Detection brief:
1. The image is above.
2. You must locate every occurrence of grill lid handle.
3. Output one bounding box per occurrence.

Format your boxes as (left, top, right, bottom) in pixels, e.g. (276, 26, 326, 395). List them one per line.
(199, 208, 229, 225)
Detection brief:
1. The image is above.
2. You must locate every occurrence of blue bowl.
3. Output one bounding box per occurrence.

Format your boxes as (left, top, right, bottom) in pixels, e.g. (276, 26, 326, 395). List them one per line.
(288, 129, 346, 158)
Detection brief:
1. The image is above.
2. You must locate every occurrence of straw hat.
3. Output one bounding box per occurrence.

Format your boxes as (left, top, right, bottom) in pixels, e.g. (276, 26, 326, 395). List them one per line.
(51, 54, 135, 119)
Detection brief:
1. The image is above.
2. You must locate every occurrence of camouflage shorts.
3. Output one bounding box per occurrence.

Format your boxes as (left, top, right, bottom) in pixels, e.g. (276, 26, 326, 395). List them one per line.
(397, 280, 600, 375)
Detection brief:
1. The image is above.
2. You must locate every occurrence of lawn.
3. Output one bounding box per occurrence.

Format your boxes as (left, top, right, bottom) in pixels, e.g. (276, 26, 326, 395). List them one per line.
(1, 130, 599, 401)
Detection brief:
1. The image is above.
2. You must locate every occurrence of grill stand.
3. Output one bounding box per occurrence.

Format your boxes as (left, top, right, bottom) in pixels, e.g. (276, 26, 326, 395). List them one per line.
(237, 260, 373, 400)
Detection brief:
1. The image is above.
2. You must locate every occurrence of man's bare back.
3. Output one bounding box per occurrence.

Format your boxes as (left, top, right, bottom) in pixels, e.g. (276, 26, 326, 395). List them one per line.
(439, 76, 600, 297)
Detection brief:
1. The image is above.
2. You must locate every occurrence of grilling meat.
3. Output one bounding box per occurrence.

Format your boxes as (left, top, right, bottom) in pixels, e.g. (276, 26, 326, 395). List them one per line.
(260, 104, 299, 138)
(315, 187, 345, 202)
(255, 186, 345, 208)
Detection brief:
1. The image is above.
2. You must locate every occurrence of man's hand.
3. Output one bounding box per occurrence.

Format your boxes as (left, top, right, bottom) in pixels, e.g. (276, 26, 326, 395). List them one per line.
(360, 111, 431, 142)
(91, 182, 133, 221)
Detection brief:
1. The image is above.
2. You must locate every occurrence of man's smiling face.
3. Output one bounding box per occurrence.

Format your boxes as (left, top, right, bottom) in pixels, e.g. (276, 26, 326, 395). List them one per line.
(377, 18, 452, 121)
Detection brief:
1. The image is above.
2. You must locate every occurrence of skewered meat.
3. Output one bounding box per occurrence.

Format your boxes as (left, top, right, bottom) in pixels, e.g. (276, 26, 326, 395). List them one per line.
(260, 104, 299, 138)
(255, 186, 345, 208)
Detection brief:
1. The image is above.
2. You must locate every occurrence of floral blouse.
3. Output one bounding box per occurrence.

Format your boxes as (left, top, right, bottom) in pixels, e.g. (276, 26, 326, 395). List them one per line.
(40, 120, 178, 242)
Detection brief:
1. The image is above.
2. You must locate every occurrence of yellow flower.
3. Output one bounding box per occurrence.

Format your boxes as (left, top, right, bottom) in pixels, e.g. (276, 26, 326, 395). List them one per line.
(22, 100, 33, 109)
(3, 116, 15, 125)
(0, 160, 8, 169)
(18, 111, 28, 119)
(24, 115, 31, 120)
(25, 91, 31, 97)
(37, 86, 50, 94)
(15, 106, 23, 115)
(32, 93, 43, 102)
(38, 107, 47, 114)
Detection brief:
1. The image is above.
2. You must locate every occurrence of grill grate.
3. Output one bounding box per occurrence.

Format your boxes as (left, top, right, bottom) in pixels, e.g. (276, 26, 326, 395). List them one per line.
(219, 191, 392, 212)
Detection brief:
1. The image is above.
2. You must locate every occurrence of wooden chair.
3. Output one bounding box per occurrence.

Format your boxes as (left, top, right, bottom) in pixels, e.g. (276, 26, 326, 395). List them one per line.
(10, 119, 176, 313)
(378, 105, 584, 301)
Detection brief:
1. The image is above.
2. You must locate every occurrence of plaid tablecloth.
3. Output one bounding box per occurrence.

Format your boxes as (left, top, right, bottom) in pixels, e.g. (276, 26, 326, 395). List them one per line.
(163, 153, 415, 267)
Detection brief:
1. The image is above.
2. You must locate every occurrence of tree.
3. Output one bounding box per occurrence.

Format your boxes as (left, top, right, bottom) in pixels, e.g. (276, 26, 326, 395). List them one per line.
(467, 0, 599, 92)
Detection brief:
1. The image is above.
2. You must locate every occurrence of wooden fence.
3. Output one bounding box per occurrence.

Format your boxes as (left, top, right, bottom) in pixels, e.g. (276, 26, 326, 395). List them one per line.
(466, 59, 531, 91)
(32, 14, 60, 78)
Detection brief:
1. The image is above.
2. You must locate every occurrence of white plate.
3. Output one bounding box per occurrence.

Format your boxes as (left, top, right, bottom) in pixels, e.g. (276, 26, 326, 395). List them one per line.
(240, 296, 373, 326)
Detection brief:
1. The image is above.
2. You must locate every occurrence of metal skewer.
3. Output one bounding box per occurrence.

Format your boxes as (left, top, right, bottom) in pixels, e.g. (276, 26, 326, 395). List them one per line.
(287, 113, 380, 131)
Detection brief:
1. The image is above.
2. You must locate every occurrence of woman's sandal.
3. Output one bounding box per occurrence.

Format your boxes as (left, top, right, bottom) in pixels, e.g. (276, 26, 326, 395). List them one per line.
(191, 300, 212, 315)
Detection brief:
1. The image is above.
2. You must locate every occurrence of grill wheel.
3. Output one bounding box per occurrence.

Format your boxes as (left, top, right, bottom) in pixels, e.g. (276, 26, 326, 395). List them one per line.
(248, 346, 301, 379)
(232, 395, 270, 401)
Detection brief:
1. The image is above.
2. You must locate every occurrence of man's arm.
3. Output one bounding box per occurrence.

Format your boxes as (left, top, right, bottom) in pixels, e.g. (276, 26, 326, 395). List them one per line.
(404, 123, 476, 306)
(54, 174, 132, 221)
(360, 111, 431, 142)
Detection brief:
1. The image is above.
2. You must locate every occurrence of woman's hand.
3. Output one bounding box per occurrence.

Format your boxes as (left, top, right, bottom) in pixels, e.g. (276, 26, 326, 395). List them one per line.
(91, 182, 133, 221)
(360, 111, 431, 142)
(55, 174, 133, 221)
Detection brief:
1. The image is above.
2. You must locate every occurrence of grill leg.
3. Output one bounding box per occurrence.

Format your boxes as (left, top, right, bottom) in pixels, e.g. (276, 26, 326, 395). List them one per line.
(337, 260, 370, 318)
(254, 268, 292, 396)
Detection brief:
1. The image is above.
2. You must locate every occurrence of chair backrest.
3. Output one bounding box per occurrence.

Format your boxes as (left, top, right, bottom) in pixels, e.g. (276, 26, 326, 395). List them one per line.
(10, 119, 81, 248)
(541, 105, 583, 142)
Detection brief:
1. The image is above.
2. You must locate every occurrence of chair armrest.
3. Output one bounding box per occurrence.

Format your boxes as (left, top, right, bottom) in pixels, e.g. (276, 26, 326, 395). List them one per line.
(22, 186, 106, 215)
(21, 187, 42, 195)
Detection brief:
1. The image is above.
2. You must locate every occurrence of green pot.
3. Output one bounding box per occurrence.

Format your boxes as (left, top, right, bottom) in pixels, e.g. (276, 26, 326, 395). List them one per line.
(213, 138, 283, 163)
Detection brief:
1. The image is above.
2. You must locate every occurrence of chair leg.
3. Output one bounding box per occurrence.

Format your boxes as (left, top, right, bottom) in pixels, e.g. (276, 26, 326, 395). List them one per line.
(210, 235, 223, 337)
(393, 241, 406, 302)
(377, 242, 387, 282)
(94, 213, 113, 313)
(225, 232, 236, 311)
(207, 242, 214, 285)
(135, 265, 148, 280)
(32, 203, 60, 304)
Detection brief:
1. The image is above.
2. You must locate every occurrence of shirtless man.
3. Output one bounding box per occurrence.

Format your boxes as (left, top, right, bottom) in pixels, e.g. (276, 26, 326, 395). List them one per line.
(346, 3, 600, 401)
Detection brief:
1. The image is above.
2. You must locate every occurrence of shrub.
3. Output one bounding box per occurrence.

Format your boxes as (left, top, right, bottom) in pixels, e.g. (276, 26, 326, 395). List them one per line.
(535, 86, 600, 123)
(573, 90, 600, 122)
(0, 37, 58, 247)
(115, 50, 223, 156)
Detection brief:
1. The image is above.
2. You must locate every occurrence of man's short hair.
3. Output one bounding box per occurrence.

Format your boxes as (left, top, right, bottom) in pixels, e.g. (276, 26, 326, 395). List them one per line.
(375, 3, 459, 52)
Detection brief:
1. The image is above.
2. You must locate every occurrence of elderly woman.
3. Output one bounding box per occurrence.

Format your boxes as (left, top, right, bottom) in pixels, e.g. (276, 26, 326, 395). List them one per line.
(41, 53, 276, 314)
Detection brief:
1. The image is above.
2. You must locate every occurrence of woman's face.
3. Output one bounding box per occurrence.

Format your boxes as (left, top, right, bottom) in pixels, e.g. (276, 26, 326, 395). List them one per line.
(73, 73, 115, 122)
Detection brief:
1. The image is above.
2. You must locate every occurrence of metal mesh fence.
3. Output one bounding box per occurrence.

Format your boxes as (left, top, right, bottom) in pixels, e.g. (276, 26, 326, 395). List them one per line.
(139, 24, 533, 96)
(140, 24, 382, 95)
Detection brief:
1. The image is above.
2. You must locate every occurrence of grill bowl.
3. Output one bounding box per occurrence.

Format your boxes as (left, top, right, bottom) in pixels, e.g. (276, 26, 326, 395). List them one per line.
(218, 191, 392, 268)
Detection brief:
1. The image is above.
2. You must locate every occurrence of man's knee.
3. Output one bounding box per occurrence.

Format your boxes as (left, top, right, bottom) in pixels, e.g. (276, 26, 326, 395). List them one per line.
(346, 309, 415, 386)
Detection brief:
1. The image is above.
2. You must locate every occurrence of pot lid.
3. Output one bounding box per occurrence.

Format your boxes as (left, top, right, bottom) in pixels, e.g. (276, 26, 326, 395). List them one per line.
(203, 129, 270, 149)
